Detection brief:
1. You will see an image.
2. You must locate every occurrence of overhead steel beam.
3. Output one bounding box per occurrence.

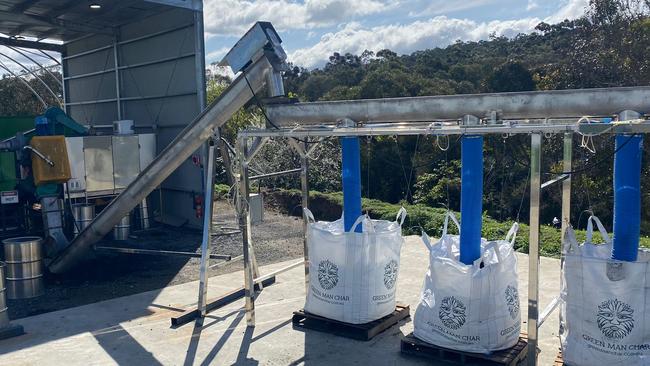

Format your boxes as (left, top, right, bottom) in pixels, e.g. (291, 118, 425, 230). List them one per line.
(0, 37, 63, 52)
(264, 86, 650, 125)
(9, 0, 41, 13)
(0, 12, 114, 37)
(145, 0, 203, 11)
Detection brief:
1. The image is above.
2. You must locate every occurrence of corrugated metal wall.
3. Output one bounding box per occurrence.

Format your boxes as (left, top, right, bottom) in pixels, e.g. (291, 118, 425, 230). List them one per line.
(62, 6, 206, 227)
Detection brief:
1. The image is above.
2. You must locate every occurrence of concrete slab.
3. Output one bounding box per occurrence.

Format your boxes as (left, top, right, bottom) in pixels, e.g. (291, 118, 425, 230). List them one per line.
(0, 236, 561, 365)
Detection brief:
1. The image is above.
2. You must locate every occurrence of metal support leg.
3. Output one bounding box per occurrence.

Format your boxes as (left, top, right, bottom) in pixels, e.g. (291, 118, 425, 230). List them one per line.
(197, 140, 216, 317)
(560, 133, 572, 244)
(300, 141, 310, 291)
(238, 136, 256, 326)
(527, 133, 542, 366)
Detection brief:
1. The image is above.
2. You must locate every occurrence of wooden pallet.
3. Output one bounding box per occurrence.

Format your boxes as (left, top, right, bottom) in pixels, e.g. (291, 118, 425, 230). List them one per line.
(554, 350, 564, 365)
(400, 332, 529, 366)
(291, 303, 410, 341)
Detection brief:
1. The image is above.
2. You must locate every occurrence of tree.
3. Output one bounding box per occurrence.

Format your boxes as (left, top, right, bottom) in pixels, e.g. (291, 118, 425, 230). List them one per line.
(484, 62, 536, 92)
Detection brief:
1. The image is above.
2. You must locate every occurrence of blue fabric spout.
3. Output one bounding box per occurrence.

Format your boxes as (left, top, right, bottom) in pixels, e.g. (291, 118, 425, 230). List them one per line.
(342, 136, 362, 233)
(460, 135, 484, 264)
(612, 134, 643, 261)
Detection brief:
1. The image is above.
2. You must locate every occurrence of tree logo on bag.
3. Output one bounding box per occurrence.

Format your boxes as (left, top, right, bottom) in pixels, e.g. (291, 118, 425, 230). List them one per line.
(597, 298, 634, 340)
(317, 260, 339, 290)
(439, 296, 466, 330)
(383, 260, 399, 290)
(505, 285, 520, 319)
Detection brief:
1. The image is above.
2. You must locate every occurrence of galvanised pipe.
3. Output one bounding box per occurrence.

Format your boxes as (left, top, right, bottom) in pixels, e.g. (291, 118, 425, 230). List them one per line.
(342, 136, 362, 233)
(48, 56, 274, 273)
(460, 134, 484, 264)
(612, 110, 643, 261)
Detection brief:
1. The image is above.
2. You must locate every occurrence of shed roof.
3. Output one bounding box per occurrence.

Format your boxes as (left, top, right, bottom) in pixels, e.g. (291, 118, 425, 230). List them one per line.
(0, 0, 200, 43)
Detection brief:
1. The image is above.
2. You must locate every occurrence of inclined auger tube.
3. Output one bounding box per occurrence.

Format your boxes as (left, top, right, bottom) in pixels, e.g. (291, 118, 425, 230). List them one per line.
(612, 110, 644, 261)
(48, 56, 274, 273)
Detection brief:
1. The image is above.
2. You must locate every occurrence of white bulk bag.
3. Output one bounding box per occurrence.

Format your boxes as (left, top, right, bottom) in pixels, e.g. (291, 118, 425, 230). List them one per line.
(303, 207, 406, 324)
(560, 215, 650, 366)
(414, 212, 521, 353)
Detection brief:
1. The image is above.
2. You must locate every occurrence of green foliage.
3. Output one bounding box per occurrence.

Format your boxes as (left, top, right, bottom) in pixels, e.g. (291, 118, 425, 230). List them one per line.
(214, 183, 231, 199)
(279, 1, 650, 234)
(206, 78, 263, 143)
(269, 189, 650, 258)
(0, 69, 62, 116)
(484, 62, 535, 92)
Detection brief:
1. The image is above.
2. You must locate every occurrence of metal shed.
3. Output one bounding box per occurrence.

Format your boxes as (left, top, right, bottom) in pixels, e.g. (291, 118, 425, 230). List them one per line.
(0, 0, 207, 227)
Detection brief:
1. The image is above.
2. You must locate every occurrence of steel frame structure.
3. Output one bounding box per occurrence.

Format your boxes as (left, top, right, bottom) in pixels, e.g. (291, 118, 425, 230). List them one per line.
(230, 108, 649, 366)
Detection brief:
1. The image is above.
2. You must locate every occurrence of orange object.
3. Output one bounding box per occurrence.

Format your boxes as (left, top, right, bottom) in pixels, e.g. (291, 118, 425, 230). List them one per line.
(29, 136, 72, 185)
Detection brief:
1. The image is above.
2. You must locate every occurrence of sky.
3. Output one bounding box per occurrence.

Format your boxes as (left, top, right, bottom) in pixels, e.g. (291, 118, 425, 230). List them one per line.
(203, 0, 591, 69)
(0, 0, 590, 76)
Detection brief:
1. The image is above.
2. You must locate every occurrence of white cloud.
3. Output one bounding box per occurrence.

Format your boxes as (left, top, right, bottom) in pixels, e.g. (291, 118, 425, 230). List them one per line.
(544, 0, 589, 23)
(0, 45, 59, 75)
(290, 17, 541, 68)
(410, 0, 498, 17)
(289, 0, 590, 68)
(526, 0, 539, 11)
(203, 0, 394, 37)
(205, 46, 230, 64)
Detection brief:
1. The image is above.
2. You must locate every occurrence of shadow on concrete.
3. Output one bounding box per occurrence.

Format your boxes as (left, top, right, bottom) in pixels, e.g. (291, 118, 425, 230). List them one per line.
(0, 227, 209, 363)
(183, 320, 204, 366)
(234, 326, 257, 365)
(198, 310, 246, 365)
(93, 324, 164, 366)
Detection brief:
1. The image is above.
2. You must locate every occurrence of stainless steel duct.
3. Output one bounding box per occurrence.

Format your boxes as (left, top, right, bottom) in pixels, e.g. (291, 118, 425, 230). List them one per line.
(264, 86, 650, 125)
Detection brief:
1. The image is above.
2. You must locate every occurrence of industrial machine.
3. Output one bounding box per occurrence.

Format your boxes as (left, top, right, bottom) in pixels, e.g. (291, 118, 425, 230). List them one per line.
(0, 108, 156, 256)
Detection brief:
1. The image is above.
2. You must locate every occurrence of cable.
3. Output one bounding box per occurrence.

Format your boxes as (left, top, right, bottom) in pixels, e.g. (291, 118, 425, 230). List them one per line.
(243, 74, 280, 129)
(515, 169, 530, 223)
(508, 133, 640, 175)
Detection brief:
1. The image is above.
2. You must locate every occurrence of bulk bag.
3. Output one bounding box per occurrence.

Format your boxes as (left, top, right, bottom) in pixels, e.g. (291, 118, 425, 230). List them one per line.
(414, 212, 521, 353)
(560, 216, 650, 366)
(303, 207, 406, 324)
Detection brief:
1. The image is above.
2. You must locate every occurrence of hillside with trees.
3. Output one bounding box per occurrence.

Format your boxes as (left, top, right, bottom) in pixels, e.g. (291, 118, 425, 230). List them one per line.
(240, 0, 650, 233)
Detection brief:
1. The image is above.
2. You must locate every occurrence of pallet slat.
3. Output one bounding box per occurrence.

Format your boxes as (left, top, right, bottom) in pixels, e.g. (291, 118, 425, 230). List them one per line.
(292, 303, 410, 341)
(400, 332, 529, 366)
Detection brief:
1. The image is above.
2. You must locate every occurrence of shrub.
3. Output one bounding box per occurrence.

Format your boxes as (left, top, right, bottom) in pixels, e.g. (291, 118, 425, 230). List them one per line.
(267, 189, 650, 258)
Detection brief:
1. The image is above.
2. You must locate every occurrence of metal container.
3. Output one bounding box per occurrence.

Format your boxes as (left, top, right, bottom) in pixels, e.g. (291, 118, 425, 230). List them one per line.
(72, 203, 95, 236)
(41, 197, 64, 234)
(139, 199, 151, 230)
(84, 136, 115, 194)
(0, 262, 9, 328)
(113, 120, 134, 135)
(2, 237, 44, 299)
(112, 135, 140, 189)
(113, 214, 130, 240)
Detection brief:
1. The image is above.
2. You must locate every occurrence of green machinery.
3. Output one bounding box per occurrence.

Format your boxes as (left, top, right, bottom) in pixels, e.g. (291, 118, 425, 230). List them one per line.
(0, 109, 86, 240)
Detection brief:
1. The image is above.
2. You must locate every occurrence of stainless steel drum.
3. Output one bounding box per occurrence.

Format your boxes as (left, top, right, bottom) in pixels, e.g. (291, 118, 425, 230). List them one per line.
(0, 262, 9, 328)
(113, 213, 130, 240)
(139, 199, 151, 230)
(72, 203, 95, 236)
(2, 237, 44, 299)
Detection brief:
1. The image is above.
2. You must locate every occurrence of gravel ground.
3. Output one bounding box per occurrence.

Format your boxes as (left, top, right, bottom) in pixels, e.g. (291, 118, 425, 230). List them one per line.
(5, 200, 304, 320)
